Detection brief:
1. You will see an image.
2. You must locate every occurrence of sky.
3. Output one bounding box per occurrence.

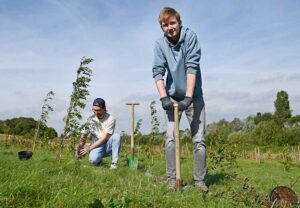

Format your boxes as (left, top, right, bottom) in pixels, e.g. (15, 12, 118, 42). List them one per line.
(0, 0, 300, 135)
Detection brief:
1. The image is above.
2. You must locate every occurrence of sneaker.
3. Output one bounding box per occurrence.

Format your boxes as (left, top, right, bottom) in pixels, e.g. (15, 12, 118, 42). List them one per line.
(195, 181, 208, 192)
(110, 163, 117, 170)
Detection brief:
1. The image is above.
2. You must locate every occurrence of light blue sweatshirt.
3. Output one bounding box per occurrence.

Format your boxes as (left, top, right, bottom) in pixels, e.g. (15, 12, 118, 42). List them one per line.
(152, 26, 203, 100)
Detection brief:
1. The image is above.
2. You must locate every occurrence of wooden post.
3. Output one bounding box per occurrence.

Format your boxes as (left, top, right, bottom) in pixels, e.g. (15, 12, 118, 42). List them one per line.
(174, 103, 181, 190)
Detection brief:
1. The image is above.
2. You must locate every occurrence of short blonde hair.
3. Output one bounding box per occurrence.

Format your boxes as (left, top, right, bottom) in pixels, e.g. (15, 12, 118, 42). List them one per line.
(158, 7, 182, 26)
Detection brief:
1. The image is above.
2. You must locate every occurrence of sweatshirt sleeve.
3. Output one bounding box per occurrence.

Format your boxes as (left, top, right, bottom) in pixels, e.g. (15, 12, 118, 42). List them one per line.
(152, 40, 167, 81)
(185, 32, 201, 75)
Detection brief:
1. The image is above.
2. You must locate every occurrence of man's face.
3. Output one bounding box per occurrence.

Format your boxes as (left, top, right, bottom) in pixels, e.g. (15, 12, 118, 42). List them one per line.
(161, 16, 181, 41)
(92, 106, 105, 118)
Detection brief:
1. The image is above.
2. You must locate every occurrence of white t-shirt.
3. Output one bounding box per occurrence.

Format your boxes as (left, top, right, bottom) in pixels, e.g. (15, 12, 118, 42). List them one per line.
(82, 113, 115, 143)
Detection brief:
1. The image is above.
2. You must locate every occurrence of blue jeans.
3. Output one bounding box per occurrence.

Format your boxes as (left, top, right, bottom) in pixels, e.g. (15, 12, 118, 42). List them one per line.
(89, 133, 122, 165)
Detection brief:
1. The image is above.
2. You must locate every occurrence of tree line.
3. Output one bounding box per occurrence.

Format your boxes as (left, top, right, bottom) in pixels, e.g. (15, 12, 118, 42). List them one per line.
(206, 90, 300, 147)
(134, 90, 299, 148)
(0, 117, 57, 139)
(1, 90, 299, 148)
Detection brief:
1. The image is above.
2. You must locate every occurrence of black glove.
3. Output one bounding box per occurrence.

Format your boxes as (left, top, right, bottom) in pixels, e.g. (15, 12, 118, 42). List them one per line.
(178, 96, 193, 111)
(160, 96, 174, 111)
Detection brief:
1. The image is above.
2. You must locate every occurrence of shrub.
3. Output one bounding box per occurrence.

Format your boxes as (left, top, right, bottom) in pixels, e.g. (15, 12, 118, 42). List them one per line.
(250, 120, 282, 146)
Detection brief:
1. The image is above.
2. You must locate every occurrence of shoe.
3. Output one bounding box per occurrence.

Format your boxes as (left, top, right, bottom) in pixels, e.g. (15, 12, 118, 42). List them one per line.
(110, 163, 117, 170)
(195, 181, 208, 192)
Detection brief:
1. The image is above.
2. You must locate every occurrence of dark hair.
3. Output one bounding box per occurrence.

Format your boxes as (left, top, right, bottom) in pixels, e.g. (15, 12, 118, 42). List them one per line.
(93, 98, 106, 108)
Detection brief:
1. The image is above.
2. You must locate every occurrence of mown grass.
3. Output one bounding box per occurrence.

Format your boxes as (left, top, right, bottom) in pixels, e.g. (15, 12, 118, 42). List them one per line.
(0, 142, 299, 208)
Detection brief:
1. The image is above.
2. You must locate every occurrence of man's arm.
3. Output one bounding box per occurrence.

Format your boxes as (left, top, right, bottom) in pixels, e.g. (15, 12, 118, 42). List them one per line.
(152, 41, 175, 111)
(156, 79, 175, 111)
(185, 32, 199, 98)
(186, 74, 196, 98)
(177, 74, 195, 111)
(155, 79, 167, 98)
(80, 132, 111, 156)
(178, 32, 200, 111)
(152, 41, 166, 82)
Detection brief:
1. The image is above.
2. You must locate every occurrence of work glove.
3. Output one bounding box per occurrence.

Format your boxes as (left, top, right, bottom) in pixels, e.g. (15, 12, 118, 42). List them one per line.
(160, 96, 174, 111)
(178, 96, 193, 111)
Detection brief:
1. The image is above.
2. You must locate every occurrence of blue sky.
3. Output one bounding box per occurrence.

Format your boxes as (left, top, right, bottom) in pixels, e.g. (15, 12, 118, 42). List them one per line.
(0, 0, 299, 135)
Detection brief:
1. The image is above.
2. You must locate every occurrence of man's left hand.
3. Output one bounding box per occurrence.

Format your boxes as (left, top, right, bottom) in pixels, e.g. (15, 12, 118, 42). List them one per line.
(178, 96, 193, 111)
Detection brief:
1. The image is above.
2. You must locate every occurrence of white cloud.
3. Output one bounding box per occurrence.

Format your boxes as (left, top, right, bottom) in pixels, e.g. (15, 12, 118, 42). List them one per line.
(253, 73, 283, 84)
(286, 73, 300, 81)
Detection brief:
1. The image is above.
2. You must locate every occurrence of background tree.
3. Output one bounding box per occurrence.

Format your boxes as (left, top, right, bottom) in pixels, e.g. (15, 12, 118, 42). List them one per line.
(274, 90, 292, 126)
(241, 116, 256, 133)
(289, 115, 300, 127)
(250, 120, 282, 146)
(253, 112, 273, 125)
(206, 119, 232, 146)
(0, 117, 57, 139)
(230, 118, 243, 131)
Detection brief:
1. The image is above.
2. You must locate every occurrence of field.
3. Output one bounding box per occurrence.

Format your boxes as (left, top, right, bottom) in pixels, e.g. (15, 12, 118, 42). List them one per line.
(0, 138, 300, 208)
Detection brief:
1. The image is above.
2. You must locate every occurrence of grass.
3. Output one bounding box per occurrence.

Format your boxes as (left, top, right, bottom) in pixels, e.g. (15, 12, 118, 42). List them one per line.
(0, 142, 300, 207)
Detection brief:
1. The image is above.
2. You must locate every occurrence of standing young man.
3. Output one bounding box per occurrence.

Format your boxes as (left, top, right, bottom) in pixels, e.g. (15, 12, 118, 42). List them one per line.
(152, 7, 208, 191)
(78, 98, 122, 170)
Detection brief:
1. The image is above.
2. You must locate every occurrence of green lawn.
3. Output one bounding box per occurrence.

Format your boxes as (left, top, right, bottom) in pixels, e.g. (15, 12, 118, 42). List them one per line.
(0, 144, 299, 208)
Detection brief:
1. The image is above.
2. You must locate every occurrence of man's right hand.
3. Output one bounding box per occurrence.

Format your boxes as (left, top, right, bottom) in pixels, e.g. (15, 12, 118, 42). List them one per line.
(160, 96, 174, 111)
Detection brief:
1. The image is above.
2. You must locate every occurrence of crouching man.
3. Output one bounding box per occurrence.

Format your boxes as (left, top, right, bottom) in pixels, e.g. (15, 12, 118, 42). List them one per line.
(77, 98, 121, 169)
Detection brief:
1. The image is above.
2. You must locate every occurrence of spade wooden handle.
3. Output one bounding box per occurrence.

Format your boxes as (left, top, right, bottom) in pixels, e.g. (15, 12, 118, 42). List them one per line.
(126, 102, 140, 155)
(126, 102, 140, 105)
(174, 103, 181, 190)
